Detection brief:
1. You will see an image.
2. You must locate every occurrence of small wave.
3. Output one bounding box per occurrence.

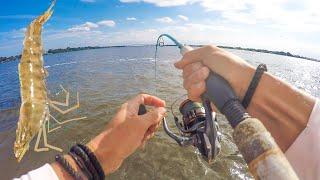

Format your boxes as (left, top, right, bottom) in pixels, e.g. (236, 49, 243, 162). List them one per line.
(118, 58, 138, 62)
(118, 57, 154, 62)
(45, 61, 77, 68)
(141, 57, 154, 60)
(0, 98, 20, 111)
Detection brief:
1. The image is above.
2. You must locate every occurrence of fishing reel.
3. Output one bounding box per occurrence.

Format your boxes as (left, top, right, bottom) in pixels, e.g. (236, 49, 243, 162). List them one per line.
(163, 98, 221, 163)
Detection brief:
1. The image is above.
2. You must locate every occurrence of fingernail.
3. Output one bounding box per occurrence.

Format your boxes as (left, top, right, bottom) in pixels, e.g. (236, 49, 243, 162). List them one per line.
(195, 82, 203, 88)
(157, 107, 166, 115)
(174, 61, 181, 68)
(161, 100, 166, 107)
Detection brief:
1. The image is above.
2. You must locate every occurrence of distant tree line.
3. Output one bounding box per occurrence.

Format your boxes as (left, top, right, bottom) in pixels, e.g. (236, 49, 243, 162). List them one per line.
(0, 45, 318, 64)
(47, 46, 106, 54)
(0, 55, 21, 63)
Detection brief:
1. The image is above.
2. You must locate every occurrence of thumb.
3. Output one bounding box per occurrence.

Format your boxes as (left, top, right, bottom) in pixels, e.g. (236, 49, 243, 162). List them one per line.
(140, 107, 166, 127)
(174, 60, 184, 69)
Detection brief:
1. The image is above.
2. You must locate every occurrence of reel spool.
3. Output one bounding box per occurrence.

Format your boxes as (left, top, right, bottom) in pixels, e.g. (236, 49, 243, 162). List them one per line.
(163, 99, 221, 163)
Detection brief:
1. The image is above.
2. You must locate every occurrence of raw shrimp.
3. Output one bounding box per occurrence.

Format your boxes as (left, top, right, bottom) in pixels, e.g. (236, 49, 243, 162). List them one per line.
(14, 0, 86, 162)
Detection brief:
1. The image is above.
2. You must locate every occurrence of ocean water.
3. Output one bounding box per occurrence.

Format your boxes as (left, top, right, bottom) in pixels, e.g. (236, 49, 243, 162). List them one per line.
(0, 46, 319, 179)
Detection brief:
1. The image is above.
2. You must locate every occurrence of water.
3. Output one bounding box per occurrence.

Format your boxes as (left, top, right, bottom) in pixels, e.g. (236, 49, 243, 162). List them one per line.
(0, 46, 319, 179)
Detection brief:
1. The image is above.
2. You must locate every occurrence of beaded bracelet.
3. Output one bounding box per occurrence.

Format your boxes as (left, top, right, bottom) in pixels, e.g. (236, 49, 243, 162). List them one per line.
(55, 154, 82, 180)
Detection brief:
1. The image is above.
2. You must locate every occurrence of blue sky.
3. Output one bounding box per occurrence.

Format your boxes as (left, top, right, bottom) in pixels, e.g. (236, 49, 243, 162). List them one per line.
(0, 0, 320, 58)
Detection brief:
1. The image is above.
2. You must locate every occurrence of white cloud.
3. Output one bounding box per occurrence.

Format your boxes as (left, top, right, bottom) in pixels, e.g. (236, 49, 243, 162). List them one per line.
(19, 28, 27, 32)
(155, 17, 174, 23)
(119, 0, 193, 7)
(80, 0, 96, 3)
(178, 15, 189, 21)
(97, 20, 116, 27)
(2, 19, 320, 58)
(3, 0, 320, 58)
(68, 22, 99, 32)
(68, 20, 115, 32)
(126, 17, 137, 21)
(184, 23, 239, 32)
(120, 0, 320, 33)
(35, 19, 318, 59)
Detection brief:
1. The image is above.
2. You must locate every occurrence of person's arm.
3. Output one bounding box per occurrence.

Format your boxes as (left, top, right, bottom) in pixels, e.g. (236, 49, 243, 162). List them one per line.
(15, 94, 166, 180)
(52, 94, 166, 179)
(174, 45, 316, 152)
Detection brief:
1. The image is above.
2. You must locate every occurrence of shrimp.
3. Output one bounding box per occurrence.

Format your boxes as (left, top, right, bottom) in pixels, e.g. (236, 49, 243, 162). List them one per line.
(14, 0, 86, 162)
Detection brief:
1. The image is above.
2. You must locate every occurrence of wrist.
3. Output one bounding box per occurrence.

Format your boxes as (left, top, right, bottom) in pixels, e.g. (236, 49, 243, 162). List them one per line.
(246, 71, 315, 151)
(87, 131, 124, 175)
(232, 65, 256, 101)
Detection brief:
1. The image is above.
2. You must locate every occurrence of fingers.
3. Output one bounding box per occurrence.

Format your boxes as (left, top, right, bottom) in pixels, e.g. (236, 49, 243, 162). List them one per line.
(140, 107, 166, 127)
(175, 45, 220, 69)
(140, 122, 160, 149)
(182, 62, 203, 78)
(181, 64, 208, 102)
(183, 66, 210, 90)
(128, 94, 166, 109)
(188, 81, 206, 102)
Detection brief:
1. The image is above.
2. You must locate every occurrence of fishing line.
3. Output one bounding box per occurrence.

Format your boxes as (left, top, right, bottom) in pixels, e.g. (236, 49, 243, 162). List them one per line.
(154, 34, 183, 96)
(153, 34, 185, 115)
(170, 94, 187, 117)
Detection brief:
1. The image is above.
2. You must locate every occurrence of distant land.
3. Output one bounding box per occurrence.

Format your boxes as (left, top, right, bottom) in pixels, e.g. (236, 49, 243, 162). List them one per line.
(0, 45, 319, 63)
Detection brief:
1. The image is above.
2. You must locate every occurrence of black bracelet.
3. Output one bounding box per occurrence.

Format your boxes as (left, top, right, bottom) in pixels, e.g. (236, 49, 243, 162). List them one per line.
(71, 145, 100, 180)
(55, 154, 82, 180)
(68, 152, 93, 180)
(77, 144, 105, 180)
(242, 64, 267, 109)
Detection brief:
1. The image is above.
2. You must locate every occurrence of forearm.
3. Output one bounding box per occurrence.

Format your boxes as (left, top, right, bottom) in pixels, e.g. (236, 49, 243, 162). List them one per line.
(245, 70, 315, 151)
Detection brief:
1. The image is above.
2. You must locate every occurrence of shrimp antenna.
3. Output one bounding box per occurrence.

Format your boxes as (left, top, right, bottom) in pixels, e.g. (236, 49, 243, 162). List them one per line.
(49, 0, 57, 11)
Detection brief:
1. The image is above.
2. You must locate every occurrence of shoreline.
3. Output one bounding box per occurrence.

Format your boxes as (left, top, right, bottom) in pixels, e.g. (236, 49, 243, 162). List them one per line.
(1, 45, 319, 63)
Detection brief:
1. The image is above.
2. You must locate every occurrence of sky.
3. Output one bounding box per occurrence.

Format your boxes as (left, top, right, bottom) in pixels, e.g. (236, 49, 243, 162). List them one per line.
(0, 0, 319, 58)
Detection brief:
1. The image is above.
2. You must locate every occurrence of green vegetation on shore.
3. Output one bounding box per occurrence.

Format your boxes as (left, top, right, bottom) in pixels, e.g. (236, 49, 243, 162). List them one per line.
(1, 45, 318, 63)
(0, 55, 21, 63)
(46, 46, 126, 54)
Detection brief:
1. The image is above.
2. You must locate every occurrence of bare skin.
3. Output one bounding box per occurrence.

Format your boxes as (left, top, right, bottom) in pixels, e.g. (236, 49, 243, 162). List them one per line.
(174, 45, 316, 152)
(46, 45, 315, 179)
(51, 94, 166, 179)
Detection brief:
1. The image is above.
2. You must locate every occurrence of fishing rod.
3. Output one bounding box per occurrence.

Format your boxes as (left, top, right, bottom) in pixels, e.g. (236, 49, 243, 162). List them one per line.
(147, 34, 299, 179)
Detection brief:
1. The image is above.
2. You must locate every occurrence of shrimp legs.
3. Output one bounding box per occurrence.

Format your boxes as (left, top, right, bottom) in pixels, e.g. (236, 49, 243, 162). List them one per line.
(33, 85, 87, 153)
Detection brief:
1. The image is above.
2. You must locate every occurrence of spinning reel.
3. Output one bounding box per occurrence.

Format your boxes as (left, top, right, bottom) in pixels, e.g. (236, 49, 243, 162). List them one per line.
(152, 34, 223, 163)
(162, 97, 221, 163)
